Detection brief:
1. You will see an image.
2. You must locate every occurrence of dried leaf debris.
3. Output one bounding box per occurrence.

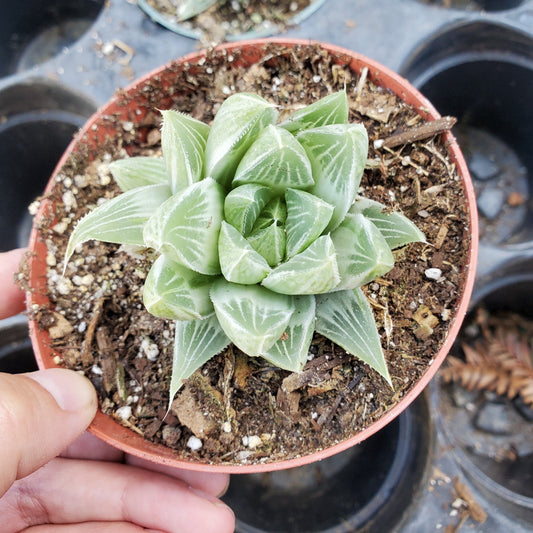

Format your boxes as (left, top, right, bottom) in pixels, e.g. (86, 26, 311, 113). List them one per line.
(442, 307, 533, 406)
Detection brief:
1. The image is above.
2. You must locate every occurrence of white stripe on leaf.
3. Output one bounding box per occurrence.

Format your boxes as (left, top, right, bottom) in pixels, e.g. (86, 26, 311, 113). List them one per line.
(233, 125, 314, 192)
(205, 93, 278, 189)
(263, 295, 316, 372)
(297, 123, 368, 232)
(109, 157, 168, 191)
(316, 289, 392, 386)
(262, 235, 340, 295)
(64, 183, 171, 268)
(161, 110, 209, 194)
(169, 314, 230, 406)
(210, 279, 294, 357)
(143, 254, 215, 320)
(331, 213, 394, 291)
(350, 197, 426, 249)
(143, 178, 224, 275)
(279, 91, 349, 134)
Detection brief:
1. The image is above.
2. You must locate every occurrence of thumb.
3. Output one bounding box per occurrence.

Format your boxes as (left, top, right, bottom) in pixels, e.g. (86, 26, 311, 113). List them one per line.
(0, 368, 97, 497)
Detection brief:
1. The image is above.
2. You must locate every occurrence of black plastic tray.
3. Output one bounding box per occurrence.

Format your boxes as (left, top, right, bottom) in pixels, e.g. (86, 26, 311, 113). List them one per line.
(1, 1, 532, 531)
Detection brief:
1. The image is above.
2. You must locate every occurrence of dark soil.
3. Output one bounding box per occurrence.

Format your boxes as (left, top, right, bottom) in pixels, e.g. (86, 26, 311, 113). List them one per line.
(26, 43, 472, 466)
(145, 0, 315, 43)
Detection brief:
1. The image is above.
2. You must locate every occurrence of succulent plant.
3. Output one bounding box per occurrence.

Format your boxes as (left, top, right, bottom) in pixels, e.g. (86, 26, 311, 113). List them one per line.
(65, 90, 425, 406)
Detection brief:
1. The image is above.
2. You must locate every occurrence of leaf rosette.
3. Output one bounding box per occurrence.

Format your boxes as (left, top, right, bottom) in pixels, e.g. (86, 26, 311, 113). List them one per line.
(65, 91, 425, 405)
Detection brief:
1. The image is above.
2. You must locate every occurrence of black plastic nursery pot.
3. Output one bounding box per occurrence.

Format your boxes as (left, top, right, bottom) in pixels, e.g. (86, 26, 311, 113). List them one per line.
(434, 271, 533, 525)
(0, 316, 37, 374)
(1, 0, 533, 531)
(0, 0, 106, 76)
(0, 80, 94, 252)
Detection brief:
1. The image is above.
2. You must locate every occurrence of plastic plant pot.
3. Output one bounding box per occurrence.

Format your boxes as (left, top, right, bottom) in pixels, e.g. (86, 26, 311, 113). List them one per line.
(0, 0, 106, 76)
(0, 80, 96, 252)
(25, 38, 478, 474)
(0, 316, 38, 374)
(434, 267, 533, 525)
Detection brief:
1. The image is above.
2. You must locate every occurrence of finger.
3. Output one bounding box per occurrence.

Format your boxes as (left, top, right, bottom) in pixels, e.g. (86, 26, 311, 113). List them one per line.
(24, 524, 162, 533)
(2, 458, 235, 533)
(60, 434, 230, 498)
(0, 248, 26, 319)
(125, 455, 230, 497)
(0, 369, 97, 497)
(61, 432, 124, 462)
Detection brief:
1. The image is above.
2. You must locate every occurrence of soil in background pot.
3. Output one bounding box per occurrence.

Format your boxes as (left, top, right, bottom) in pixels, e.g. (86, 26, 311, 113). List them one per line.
(145, 0, 314, 43)
(24, 43, 472, 466)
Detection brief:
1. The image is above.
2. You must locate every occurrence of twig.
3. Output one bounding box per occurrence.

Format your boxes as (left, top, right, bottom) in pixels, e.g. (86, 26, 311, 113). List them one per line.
(423, 141, 456, 182)
(377, 116, 457, 148)
(82, 296, 106, 361)
(317, 375, 361, 426)
(355, 66, 369, 98)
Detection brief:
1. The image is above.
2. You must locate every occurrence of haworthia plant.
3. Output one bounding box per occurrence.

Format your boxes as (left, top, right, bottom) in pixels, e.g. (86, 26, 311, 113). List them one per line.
(65, 91, 425, 406)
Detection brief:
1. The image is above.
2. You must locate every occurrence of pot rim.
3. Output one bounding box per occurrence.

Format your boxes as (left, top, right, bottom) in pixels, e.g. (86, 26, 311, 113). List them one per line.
(26, 37, 479, 474)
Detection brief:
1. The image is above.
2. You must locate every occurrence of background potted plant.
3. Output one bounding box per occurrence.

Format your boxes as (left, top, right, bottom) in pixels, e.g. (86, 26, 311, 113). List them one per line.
(24, 38, 478, 473)
(137, 0, 328, 43)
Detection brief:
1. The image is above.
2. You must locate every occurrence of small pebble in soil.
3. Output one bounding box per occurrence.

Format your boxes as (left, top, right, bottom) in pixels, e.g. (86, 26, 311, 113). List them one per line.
(187, 436, 203, 451)
(425, 267, 442, 281)
(243, 435, 262, 449)
(140, 338, 160, 361)
(116, 405, 132, 421)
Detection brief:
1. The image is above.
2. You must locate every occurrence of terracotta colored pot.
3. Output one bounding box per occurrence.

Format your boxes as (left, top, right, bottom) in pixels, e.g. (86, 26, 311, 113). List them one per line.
(26, 38, 478, 474)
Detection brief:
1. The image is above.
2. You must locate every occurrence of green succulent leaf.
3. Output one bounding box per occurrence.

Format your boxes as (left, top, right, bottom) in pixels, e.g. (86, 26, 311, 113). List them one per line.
(350, 197, 426, 249)
(331, 212, 394, 291)
(233, 125, 314, 192)
(160, 109, 210, 194)
(297, 123, 368, 232)
(218, 221, 272, 284)
(316, 289, 392, 386)
(224, 184, 274, 235)
(169, 314, 230, 404)
(205, 93, 278, 189)
(65, 184, 171, 267)
(210, 279, 294, 357)
(143, 254, 215, 320)
(262, 235, 340, 295)
(108, 157, 168, 191)
(285, 188, 334, 258)
(143, 177, 224, 275)
(247, 222, 286, 268)
(177, 0, 219, 21)
(279, 90, 349, 134)
(252, 197, 287, 231)
(263, 295, 315, 373)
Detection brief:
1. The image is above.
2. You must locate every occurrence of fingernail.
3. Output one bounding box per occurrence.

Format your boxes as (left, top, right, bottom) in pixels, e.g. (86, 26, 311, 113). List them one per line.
(27, 368, 97, 412)
(190, 486, 232, 510)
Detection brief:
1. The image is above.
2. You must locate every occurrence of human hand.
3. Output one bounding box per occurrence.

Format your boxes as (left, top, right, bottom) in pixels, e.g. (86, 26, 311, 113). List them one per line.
(0, 248, 235, 532)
